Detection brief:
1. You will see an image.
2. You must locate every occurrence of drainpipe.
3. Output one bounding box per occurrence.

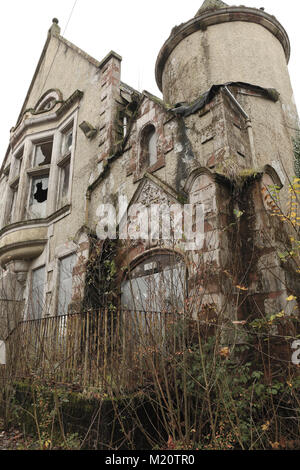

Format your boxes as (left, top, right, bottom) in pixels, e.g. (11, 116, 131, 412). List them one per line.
(223, 86, 257, 167)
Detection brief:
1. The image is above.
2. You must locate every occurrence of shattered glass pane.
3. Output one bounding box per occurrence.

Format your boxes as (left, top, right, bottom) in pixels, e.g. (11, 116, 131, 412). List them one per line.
(34, 141, 53, 166)
(28, 175, 49, 218)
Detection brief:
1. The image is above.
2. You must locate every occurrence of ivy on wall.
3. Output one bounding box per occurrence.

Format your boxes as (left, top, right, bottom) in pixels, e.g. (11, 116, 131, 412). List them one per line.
(293, 131, 300, 178)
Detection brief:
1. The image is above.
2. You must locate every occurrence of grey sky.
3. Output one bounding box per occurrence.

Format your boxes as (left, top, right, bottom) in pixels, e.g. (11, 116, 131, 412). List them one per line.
(0, 0, 299, 161)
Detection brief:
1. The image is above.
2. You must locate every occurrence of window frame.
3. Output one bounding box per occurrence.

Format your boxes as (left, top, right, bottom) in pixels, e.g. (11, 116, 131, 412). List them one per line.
(56, 251, 77, 317)
(139, 123, 158, 172)
(28, 264, 46, 320)
(121, 251, 187, 314)
(56, 118, 75, 210)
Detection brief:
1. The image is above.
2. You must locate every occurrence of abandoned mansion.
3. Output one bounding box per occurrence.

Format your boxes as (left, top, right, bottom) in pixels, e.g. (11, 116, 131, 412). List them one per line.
(0, 0, 299, 386)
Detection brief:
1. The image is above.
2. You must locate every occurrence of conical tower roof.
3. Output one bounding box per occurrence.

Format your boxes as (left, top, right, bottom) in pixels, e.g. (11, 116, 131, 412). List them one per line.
(195, 0, 228, 16)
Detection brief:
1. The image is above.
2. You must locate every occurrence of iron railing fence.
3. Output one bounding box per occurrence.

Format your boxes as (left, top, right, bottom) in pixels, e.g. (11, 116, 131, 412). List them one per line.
(3, 308, 194, 391)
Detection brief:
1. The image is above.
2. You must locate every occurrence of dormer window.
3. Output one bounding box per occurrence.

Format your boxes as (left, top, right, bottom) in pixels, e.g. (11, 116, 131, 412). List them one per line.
(140, 124, 158, 170)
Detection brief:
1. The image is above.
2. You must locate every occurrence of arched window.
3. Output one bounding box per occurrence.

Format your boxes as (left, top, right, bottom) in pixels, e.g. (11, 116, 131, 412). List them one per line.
(121, 251, 186, 313)
(140, 124, 158, 170)
(34, 89, 61, 113)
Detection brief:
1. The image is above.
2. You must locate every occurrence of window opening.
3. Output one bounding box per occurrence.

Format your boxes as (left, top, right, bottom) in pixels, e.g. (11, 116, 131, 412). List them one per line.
(34, 141, 53, 166)
(57, 254, 76, 316)
(28, 175, 49, 218)
(31, 266, 46, 319)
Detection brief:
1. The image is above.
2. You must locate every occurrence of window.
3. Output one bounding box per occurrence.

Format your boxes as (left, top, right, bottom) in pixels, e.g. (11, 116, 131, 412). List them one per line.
(140, 124, 158, 171)
(40, 97, 56, 112)
(61, 128, 73, 157)
(121, 253, 186, 313)
(57, 254, 76, 316)
(28, 174, 49, 218)
(30, 266, 46, 319)
(33, 141, 53, 166)
(57, 123, 74, 208)
(12, 147, 23, 179)
(35, 90, 60, 113)
(60, 161, 70, 201)
(7, 182, 18, 224)
(26, 138, 53, 220)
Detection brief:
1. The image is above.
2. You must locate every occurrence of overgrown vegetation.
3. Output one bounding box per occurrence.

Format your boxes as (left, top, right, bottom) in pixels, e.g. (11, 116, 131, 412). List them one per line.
(0, 174, 299, 450)
(294, 131, 300, 178)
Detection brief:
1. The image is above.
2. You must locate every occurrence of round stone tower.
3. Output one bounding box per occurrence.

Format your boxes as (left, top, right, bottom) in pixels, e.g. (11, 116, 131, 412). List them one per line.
(155, 1, 296, 117)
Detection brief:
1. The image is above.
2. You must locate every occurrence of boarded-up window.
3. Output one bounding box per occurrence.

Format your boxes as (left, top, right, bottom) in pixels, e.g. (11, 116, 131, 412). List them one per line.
(0, 341, 6, 365)
(31, 266, 46, 319)
(58, 254, 76, 316)
(121, 253, 185, 313)
(140, 124, 158, 170)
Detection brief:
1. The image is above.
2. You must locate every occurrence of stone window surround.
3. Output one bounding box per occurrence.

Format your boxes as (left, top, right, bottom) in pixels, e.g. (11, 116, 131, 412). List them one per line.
(3, 110, 78, 227)
(120, 248, 187, 313)
(24, 262, 47, 320)
(135, 121, 165, 181)
(23, 240, 78, 320)
(52, 246, 78, 318)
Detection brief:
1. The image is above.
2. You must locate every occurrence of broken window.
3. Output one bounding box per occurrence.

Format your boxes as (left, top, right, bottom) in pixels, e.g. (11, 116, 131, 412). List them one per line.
(57, 254, 76, 316)
(28, 175, 49, 218)
(30, 266, 46, 319)
(33, 140, 53, 166)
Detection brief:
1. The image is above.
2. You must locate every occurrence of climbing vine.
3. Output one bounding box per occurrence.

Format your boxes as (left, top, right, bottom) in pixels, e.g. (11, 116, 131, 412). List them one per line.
(293, 131, 300, 178)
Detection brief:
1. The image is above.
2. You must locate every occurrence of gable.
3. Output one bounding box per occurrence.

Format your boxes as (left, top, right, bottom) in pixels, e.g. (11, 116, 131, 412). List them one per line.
(16, 22, 100, 129)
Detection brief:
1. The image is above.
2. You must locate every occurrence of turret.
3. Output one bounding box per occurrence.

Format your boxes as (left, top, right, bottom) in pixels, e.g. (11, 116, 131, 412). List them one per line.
(156, 1, 294, 116)
(155, 0, 299, 180)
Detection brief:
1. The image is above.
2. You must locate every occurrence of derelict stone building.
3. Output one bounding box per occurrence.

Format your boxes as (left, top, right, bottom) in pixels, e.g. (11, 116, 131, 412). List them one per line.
(0, 0, 299, 379)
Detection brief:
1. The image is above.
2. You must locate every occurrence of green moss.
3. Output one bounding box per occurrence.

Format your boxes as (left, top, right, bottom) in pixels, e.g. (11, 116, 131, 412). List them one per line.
(6, 381, 161, 449)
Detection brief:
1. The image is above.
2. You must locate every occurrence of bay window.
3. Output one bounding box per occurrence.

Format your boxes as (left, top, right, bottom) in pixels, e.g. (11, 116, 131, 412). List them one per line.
(2, 109, 76, 227)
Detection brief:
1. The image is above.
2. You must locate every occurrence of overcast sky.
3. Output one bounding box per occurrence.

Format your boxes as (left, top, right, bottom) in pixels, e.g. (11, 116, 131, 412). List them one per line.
(0, 0, 299, 161)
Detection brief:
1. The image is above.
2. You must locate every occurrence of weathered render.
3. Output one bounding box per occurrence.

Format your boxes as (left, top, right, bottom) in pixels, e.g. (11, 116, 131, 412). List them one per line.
(0, 1, 299, 377)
